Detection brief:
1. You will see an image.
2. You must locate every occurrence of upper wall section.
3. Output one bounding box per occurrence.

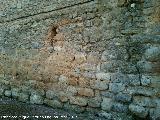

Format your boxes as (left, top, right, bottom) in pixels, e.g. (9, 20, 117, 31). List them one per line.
(0, 0, 95, 23)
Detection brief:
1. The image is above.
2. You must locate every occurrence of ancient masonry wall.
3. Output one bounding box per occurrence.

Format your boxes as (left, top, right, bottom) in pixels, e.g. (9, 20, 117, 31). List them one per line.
(0, 0, 160, 119)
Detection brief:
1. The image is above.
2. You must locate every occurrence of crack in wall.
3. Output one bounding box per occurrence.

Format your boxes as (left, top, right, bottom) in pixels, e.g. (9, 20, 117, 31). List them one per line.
(0, 0, 95, 24)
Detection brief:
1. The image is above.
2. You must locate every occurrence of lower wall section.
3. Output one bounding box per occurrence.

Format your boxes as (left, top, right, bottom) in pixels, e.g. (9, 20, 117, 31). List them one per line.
(0, 72, 160, 119)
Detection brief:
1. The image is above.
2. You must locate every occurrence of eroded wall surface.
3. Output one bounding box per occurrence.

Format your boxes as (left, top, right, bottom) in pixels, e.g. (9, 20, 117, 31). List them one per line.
(0, 0, 160, 119)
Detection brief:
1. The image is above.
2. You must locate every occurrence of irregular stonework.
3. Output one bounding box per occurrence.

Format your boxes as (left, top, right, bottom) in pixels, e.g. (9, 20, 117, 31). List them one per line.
(0, 0, 160, 119)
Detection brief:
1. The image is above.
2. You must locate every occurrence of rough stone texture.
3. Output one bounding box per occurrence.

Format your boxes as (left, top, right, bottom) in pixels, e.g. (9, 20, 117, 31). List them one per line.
(88, 97, 101, 108)
(18, 93, 29, 102)
(11, 88, 20, 98)
(4, 90, 11, 97)
(133, 96, 156, 107)
(109, 83, 125, 94)
(77, 88, 94, 97)
(90, 79, 109, 90)
(69, 96, 87, 107)
(101, 97, 113, 111)
(44, 99, 63, 109)
(129, 104, 149, 118)
(46, 90, 57, 100)
(30, 90, 44, 104)
(0, 0, 160, 119)
(112, 103, 129, 113)
(115, 93, 132, 103)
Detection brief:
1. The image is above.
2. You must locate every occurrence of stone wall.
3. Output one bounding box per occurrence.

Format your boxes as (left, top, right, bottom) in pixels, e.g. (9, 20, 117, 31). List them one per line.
(0, 0, 160, 119)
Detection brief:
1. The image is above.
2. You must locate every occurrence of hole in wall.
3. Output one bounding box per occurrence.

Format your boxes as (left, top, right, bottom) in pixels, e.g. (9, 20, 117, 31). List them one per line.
(46, 24, 58, 47)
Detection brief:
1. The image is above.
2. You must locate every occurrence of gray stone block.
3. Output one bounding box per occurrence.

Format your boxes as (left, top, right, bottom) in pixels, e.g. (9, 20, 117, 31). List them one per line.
(109, 83, 125, 94)
(128, 74, 140, 86)
(133, 96, 156, 107)
(112, 103, 129, 113)
(46, 90, 58, 99)
(101, 91, 114, 98)
(101, 97, 113, 111)
(100, 61, 123, 73)
(19, 93, 29, 102)
(88, 97, 101, 108)
(115, 93, 132, 103)
(30, 94, 44, 104)
(129, 104, 149, 118)
(90, 80, 109, 90)
(11, 88, 20, 98)
(70, 96, 87, 107)
(150, 108, 160, 120)
(98, 111, 112, 119)
(0, 88, 4, 96)
(111, 73, 128, 84)
(141, 75, 151, 86)
(144, 46, 160, 62)
(126, 86, 158, 97)
(4, 90, 11, 97)
(96, 72, 111, 81)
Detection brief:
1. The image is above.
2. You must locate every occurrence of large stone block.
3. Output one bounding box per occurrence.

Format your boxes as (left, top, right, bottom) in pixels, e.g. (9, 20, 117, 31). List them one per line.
(117, 0, 127, 7)
(96, 72, 111, 81)
(70, 96, 87, 106)
(11, 88, 20, 98)
(141, 75, 151, 86)
(0, 88, 4, 96)
(150, 108, 160, 120)
(78, 63, 97, 71)
(98, 111, 112, 119)
(19, 93, 29, 102)
(144, 46, 160, 62)
(112, 103, 128, 113)
(126, 86, 158, 97)
(88, 97, 101, 108)
(30, 94, 44, 104)
(109, 83, 125, 94)
(101, 91, 114, 98)
(101, 97, 113, 111)
(90, 80, 109, 90)
(68, 77, 78, 86)
(82, 71, 96, 79)
(77, 88, 94, 97)
(78, 77, 90, 88)
(100, 61, 122, 73)
(66, 86, 77, 96)
(128, 74, 140, 86)
(129, 104, 149, 118)
(46, 90, 57, 99)
(149, 76, 160, 89)
(115, 93, 132, 103)
(101, 48, 128, 61)
(74, 52, 87, 64)
(133, 96, 156, 107)
(131, 35, 160, 44)
(30, 90, 45, 104)
(59, 91, 68, 103)
(4, 90, 11, 97)
(111, 73, 128, 84)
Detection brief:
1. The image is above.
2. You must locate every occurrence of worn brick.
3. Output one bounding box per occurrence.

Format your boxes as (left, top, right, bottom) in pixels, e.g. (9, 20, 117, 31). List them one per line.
(78, 88, 94, 97)
(70, 96, 87, 106)
(90, 80, 109, 90)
